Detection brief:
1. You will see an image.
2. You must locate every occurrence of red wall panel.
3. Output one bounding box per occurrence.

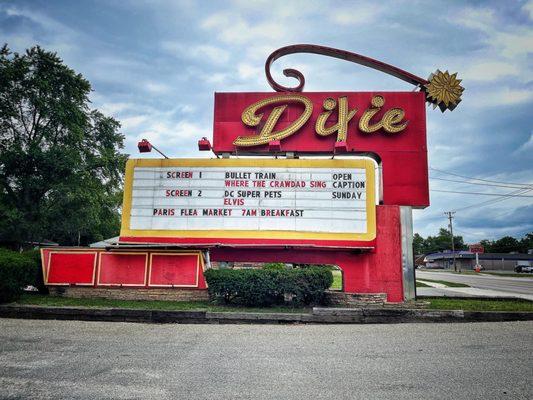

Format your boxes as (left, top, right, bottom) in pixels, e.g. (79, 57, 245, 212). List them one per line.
(149, 253, 201, 287)
(98, 253, 147, 286)
(46, 251, 97, 285)
(42, 249, 208, 289)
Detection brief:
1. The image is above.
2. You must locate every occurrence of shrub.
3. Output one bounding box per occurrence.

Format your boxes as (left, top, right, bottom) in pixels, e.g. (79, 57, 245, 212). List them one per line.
(262, 263, 286, 271)
(204, 267, 333, 307)
(295, 263, 337, 271)
(22, 249, 48, 294)
(0, 248, 39, 303)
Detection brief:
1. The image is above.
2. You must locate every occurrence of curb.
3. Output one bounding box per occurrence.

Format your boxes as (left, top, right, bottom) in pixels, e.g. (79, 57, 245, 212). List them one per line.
(416, 295, 531, 301)
(1, 305, 533, 324)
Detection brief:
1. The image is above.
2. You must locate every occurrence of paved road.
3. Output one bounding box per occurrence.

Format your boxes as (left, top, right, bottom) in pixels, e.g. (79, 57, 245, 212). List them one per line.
(417, 270, 533, 296)
(1, 319, 532, 400)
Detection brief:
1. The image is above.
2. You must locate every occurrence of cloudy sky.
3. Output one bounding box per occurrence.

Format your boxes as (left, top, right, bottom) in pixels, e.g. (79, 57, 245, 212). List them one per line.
(1, 0, 532, 242)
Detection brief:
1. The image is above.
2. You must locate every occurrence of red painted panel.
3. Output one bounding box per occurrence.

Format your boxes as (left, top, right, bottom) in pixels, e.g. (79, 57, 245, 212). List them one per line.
(98, 253, 147, 286)
(339, 205, 403, 302)
(213, 92, 428, 207)
(47, 252, 97, 285)
(149, 254, 200, 287)
(119, 236, 375, 249)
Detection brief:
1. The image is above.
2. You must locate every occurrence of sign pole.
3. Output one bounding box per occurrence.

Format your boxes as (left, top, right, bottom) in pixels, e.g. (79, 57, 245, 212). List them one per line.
(444, 211, 457, 272)
(400, 206, 415, 301)
(469, 244, 484, 271)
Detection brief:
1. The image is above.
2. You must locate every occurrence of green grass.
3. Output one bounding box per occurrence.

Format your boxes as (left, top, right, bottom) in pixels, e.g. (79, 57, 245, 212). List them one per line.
(10, 293, 533, 313)
(330, 270, 343, 290)
(13, 293, 308, 313)
(416, 281, 431, 288)
(422, 270, 533, 278)
(419, 269, 477, 275)
(417, 278, 470, 288)
(427, 297, 533, 312)
(451, 270, 479, 275)
(484, 272, 533, 278)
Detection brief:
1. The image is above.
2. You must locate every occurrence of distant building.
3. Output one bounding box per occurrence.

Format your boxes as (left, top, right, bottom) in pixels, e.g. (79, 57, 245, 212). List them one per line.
(414, 254, 426, 268)
(424, 251, 533, 271)
(89, 236, 120, 248)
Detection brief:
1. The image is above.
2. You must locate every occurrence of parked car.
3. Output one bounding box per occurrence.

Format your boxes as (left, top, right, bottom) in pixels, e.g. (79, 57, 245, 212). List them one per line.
(514, 263, 533, 273)
(424, 262, 445, 269)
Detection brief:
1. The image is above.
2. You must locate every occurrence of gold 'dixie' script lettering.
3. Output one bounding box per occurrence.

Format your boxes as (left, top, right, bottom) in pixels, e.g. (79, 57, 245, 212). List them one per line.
(233, 94, 313, 147)
(233, 94, 408, 147)
(359, 95, 408, 133)
(315, 96, 357, 142)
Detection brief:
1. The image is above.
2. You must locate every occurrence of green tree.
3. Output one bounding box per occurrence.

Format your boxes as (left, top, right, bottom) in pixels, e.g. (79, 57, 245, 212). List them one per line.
(479, 233, 531, 254)
(519, 233, 533, 253)
(413, 233, 425, 255)
(479, 239, 494, 253)
(0, 45, 127, 247)
(487, 236, 520, 253)
(418, 228, 466, 254)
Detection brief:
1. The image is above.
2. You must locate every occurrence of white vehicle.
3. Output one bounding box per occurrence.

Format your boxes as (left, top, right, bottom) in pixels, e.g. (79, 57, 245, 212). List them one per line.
(514, 261, 533, 273)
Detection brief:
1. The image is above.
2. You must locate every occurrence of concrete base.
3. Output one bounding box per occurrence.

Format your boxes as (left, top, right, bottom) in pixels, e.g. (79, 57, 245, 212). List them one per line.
(2, 304, 533, 324)
(325, 291, 387, 306)
(48, 286, 209, 302)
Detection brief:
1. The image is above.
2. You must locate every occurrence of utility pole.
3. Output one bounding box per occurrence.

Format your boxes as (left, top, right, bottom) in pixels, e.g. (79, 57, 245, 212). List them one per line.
(444, 211, 456, 272)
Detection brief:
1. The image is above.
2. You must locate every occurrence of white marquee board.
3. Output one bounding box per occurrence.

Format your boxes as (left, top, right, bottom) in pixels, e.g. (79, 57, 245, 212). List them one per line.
(120, 158, 376, 242)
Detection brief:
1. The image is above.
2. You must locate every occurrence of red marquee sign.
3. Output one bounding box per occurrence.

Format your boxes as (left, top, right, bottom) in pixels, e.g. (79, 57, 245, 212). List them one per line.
(469, 244, 484, 254)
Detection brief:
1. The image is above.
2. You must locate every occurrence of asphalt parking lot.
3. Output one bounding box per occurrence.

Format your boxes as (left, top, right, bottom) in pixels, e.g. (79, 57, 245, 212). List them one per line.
(1, 318, 532, 400)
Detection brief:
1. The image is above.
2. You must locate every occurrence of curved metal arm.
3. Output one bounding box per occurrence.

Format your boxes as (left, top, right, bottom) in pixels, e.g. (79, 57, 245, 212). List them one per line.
(265, 44, 429, 92)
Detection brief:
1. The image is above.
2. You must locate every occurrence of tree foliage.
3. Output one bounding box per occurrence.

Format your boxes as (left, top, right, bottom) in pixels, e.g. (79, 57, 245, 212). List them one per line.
(413, 233, 425, 255)
(414, 229, 532, 255)
(0, 45, 127, 247)
(0, 248, 39, 303)
(413, 228, 466, 255)
(479, 233, 532, 253)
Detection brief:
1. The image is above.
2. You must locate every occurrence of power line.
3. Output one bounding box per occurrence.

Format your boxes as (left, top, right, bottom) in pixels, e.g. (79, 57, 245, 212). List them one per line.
(429, 166, 533, 212)
(431, 189, 533, 197)
(417, 188, 532, 216)
(430, 176, 530, 189)
(453, 188, 533, 212)
(430, 167, 533, 187)
(453, 228, 487, 238)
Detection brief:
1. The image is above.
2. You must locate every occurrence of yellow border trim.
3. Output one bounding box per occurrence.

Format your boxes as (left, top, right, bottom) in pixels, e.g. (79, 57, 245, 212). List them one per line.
(148, 252, 201, 288)
(120, 158, 376, 241)
(40, 248, 47, 283)
(46, 251, 98, 286)
(97, 252, 149, 287)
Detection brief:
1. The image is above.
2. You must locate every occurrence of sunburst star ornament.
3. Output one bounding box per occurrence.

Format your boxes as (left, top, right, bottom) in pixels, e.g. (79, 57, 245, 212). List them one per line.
(424, 70, 464, 112)
(264, 45, 464, 112)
